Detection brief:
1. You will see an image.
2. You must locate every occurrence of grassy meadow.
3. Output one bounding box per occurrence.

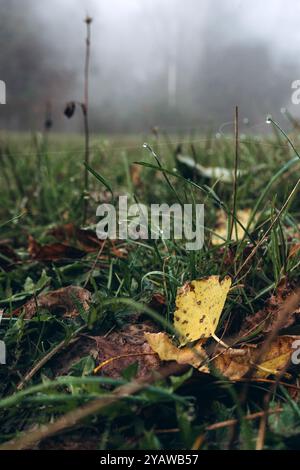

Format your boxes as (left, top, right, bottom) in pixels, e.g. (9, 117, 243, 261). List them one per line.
(0, 126, 300, 450)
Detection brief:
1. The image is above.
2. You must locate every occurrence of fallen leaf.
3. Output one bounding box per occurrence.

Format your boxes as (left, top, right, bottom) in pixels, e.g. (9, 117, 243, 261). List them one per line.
(28, 235, 85, 261)
(174, 276, 232, 346)
(255, 335, 296, 378)
(97, 276, 231, 378)
(146, 332, 298, 381)
(145, 332, 208, 372)
(12, 286, 91, 319)
(55, 323, 160, 379)
(48, 224, 102, 252)
(212, 348, 251, 380)
(48, 224, 127, 258)
(211, 209, 256, 245)
(214, 335, 298, 380)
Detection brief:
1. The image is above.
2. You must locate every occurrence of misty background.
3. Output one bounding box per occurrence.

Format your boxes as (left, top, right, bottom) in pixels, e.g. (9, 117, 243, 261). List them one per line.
(1, 0, 300, 134)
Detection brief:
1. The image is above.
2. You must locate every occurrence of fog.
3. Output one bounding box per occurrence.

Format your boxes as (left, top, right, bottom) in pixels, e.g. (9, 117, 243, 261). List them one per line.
(1, 0, 300, 133)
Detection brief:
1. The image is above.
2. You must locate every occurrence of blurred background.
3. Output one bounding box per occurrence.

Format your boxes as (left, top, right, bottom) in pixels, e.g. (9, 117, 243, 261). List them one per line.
(1, 0, 300, 134)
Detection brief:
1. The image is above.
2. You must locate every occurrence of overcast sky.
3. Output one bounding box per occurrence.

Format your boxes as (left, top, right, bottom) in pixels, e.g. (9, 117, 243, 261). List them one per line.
(33, 0, 300, 57)
(2, 0, 300, 132)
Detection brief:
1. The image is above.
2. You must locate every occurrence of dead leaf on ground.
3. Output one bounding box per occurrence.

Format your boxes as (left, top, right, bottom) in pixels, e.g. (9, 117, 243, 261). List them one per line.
(54, 323, 160, 379)
(12, 286, 91, 319)
(211, 209, 257, 246)
(47, 224, 127, 258)
(242, 279, 300, 334)
(145, 332, 208, 372)
(212, 347, 251, 380)
(48, 224, 103, 252)
(214, 335, 298, 380)
(146, 332, 299, 381)
(144, 276, 300, 381)
(28, 235, 85, 262)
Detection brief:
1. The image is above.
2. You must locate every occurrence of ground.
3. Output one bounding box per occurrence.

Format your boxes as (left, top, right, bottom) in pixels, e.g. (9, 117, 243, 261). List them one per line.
(0, 128, 300, 450)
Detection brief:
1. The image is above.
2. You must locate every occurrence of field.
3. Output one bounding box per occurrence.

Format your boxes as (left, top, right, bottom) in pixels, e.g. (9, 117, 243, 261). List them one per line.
(1, 126, 300, 450)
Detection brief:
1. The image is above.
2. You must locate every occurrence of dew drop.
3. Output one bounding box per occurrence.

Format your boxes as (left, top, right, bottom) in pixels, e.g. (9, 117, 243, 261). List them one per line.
(266, 115, 272, 124)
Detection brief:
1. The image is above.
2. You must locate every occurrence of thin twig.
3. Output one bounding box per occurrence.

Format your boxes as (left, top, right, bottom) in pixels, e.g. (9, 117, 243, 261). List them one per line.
(229, 105, 239, 242)
(206, 406, 282, 432)
(82, 16, 92, 224)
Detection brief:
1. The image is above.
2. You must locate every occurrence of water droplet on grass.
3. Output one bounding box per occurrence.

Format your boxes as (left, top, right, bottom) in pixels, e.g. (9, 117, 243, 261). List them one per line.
(266, 115, 272, 124)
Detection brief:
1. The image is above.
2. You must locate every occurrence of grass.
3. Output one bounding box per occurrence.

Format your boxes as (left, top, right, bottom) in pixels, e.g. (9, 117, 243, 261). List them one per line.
(1, 127, 300, 450)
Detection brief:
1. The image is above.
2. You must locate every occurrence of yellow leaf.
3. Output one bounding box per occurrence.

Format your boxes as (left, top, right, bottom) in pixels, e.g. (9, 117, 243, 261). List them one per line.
(212, 208, 256, 246)
(255, 335, 295, 378)
(174, 276, 232, 346)
(145, 332, 209, 372)
(146, 331, 299, 382)
(213, 335, 298, 380)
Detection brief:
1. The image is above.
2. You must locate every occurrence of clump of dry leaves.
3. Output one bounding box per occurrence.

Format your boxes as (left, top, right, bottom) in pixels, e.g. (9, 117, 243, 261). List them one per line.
(143, 276, 300, 381)
(89, 276, 300, 384)
(8, 267, 300, 385)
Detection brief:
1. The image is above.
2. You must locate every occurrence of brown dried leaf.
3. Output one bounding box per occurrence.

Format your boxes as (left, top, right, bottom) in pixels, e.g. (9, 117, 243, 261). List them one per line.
(214, 335, 298, 380)
(48, 224, 102, 252)
(213, 348, 251, 380)
(28, 235, 85, 261)
(47, 224, 127, 258)
(93, 325, 160, 378)
(12, 286, 91, 319)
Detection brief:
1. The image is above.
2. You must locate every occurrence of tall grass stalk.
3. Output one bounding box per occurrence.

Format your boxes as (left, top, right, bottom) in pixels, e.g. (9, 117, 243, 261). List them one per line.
(83, 16, 92, 224)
